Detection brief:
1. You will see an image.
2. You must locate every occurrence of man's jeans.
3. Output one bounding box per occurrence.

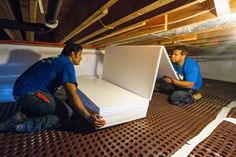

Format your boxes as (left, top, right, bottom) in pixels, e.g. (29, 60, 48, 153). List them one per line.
(158, 82, 197, 105)
(15, 90, 73, 132)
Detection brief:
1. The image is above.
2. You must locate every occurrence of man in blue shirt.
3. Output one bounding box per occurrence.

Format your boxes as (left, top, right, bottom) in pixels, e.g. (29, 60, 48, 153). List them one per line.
(0, 43, 105, 132)
(158, 46, 203, 105)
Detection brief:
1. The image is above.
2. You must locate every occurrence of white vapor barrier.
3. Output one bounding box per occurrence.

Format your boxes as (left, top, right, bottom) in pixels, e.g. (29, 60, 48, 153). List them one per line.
(103, 45, 178, 100)
(0, 43, 103, 102)
(172, 101, 236, 157)
(198, 60, 236, 83)
(77, 78, 149, 128)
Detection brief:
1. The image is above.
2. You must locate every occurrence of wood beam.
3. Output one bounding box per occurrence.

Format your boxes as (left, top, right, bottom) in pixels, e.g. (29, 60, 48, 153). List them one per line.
(172, 34, 197, 42)
(229, 0, 236, 13)
(179, 35, 236, 45)
(197, 26, 236, 39)
(76, 0, 175, 44)
(165, 39, 236, 49)
(88, 0, 209, 47)
(92, 16, 166, 46)
(164, 14, 168, 31)
(167, 3, 216, 29)
(28, 0, 38, 41)
(58, 0, 118, 43)
(97, 26, 166, 46)
(59, 8, 109, 43)
(19, 0, 30, 40)
(0, 0, 23, 40)
(125, 33, 197, 46)
(84, 21, 146, 45)
(117, 12, 236, 46)
(115, 0, 207, 31)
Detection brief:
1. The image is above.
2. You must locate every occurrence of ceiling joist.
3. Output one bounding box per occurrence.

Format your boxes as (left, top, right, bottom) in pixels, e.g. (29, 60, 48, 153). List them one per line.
(76, 0, 175, 44)
(19, 0, 38, 41)
(59, 9, 108, 43)
(59, 0, 118, 43)
(86, 0, 210, 47)
(28, 0, 38, 41)
(84, 21, 147, 45)
(0, 0, 23, 40)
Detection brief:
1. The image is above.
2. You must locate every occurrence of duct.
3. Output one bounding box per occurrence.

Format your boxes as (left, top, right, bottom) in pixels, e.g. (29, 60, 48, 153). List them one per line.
(117, 13, 236, 45)
(0, 0, 63, 32)
(45, 0, 63, 28)
(151, 13, 236, 38)
(0, 19, 51, 33)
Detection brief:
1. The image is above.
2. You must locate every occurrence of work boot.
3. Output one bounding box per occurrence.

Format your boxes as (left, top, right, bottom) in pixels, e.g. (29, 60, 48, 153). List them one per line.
(192, 93, 202, 102)
(0, 112, 27, 132)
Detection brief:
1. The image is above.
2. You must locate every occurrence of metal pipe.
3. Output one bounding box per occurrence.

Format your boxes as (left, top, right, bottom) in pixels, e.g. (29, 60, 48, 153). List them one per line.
(0, 0, 63, 32)
(0, 19, 50, 33)
(151, 13, 236, 38)
(45, 0, 63, 28)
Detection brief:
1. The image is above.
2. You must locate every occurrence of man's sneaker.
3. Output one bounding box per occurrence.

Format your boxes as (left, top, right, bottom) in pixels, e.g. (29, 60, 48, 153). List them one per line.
(192, 93, 202, 102)
(0, 112, 27, 132)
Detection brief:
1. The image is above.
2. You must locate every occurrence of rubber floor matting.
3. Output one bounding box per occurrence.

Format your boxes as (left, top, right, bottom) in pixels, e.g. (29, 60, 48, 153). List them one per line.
(0, 79, 236, 157)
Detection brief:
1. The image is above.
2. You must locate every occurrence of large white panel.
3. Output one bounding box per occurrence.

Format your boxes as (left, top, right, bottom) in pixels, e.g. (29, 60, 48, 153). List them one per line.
(77, 78, 149, 128)
(103, 45, 162, 100)
(158, 47, 179, 79)
(77, 78, 148, 108)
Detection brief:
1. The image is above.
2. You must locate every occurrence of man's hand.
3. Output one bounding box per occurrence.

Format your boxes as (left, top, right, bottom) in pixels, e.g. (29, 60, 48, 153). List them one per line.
(88, 114, 106, 128)
(163, 75, 173, 84)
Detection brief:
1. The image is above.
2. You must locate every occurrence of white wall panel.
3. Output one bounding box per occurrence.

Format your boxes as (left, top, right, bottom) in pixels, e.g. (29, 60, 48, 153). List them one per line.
(0, 43, 101, 102)
(103, 45, 177, 100)
(199, 60, 236, 83)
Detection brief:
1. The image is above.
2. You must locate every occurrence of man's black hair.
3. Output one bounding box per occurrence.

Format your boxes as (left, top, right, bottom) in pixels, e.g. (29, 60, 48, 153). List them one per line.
(61, 43, 83, 56)
(174, 46, 188, 56)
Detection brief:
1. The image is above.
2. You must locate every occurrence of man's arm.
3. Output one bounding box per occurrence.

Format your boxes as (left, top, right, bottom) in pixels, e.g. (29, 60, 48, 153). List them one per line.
(163, 75, 194, 89)
(64, 83, 90, 118)
(64, 83, 106, 128)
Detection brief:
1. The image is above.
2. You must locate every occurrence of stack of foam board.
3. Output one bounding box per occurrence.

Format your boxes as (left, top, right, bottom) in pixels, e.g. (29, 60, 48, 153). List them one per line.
(77, 45, 178, 128)
(77, 78, 149, 127)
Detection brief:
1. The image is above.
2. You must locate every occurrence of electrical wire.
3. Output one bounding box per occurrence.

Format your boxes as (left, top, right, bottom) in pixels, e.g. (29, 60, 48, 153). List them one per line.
(99, 19, 115, 29)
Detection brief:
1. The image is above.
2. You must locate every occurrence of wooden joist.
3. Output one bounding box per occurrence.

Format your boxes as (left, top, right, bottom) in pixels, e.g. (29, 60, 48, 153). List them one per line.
(19, 0, 31, 40)
(76, 0, 175, 44)
(84, 21, 146, 45)
(28, 0, 38, 41)
(59, 0, 118, 43)
(86, 0, 210, 46)
(0, 0, 22, 40)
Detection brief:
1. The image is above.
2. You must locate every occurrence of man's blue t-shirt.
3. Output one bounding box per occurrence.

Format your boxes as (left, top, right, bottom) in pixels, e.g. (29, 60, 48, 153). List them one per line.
(13, 54, 77, 96)
(173, 56, 203, 90)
